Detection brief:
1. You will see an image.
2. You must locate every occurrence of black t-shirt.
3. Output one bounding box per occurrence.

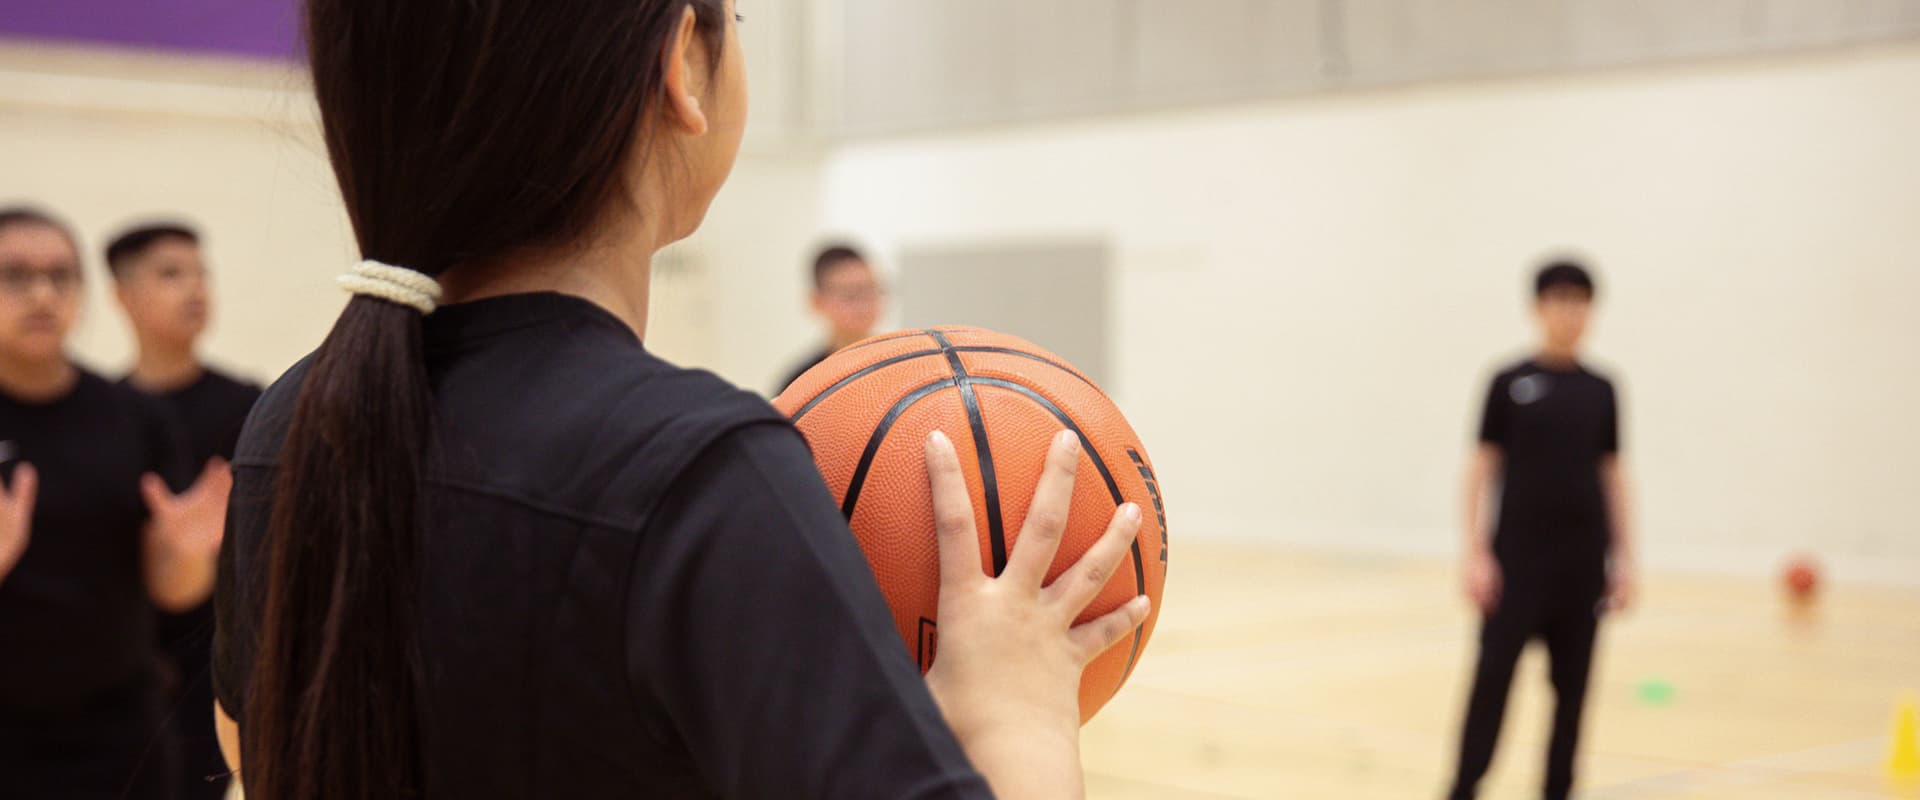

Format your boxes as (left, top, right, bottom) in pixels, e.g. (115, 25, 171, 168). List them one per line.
(1478, 359, 1620, 565)
(135, 368, 262, 466)
(0, 368, 195, 715)
(214, 293, 989, 799)
(775, 346, 832, 396)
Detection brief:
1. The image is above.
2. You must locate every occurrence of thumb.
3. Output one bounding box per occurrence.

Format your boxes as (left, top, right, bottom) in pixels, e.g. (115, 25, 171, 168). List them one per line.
(191, 458, 234, 501)
(140, 473, 175, 513)
(198, 457, 230, 485)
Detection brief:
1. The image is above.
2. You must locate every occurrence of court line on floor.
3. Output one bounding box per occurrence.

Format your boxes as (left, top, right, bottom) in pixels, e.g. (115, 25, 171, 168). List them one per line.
(1585, 736, 1888, 799)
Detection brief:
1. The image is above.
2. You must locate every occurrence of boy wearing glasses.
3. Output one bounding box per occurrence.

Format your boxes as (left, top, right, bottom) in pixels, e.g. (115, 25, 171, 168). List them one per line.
(775, 243, 886, 393)
(0, 207, 229, 799)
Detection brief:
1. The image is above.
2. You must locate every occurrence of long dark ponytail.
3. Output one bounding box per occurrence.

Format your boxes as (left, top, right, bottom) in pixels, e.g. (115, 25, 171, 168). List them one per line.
(243, 2, 727, 797)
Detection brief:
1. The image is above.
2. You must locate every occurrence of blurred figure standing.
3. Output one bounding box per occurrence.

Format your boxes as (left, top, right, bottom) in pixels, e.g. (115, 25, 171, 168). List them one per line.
(1448, 260, 1635, 800)
(108, 222, 260, 800)
(774, 244, 884, 393)
(0, 207, 231, 800)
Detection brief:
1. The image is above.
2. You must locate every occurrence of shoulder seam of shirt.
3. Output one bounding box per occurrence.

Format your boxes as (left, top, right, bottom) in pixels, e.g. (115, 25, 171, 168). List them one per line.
(228, 461, 642, 531)
(619, 419, 972, 767)
(427, 474, 642, 530)
(616, 421, 808, 716)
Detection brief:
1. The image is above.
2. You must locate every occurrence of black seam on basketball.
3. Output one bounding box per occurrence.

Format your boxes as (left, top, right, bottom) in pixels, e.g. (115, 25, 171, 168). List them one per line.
(967, 376, 1147, 681)
(839, 330, 937, 355)
(928, 329, 1010, 577)
(790, 348, 946, 423)
(947, 347, 1102, 393)
(791, 341, 1105, 425)
(839, 377, 958, 520)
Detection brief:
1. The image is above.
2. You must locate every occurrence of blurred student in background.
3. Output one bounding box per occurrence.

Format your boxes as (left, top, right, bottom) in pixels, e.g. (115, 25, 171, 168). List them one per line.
(775, 243, 885, 393)
(1449, 260, 1635, 800)
(0, 207, 232, 799)
(108, 222, 260, 800)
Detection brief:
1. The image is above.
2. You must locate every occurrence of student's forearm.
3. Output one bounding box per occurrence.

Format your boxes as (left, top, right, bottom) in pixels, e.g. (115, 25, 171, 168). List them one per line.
(1463, 488, 1490, 553)
(145, 539, 217, 611)
(961, 726, 1084, 800)
(1602, 458, 1633, 561)
(1463, 447, 1500, 554)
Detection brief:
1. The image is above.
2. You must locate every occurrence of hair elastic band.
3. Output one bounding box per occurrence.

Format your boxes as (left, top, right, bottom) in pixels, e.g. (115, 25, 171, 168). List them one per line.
(338, 259, 442, 315)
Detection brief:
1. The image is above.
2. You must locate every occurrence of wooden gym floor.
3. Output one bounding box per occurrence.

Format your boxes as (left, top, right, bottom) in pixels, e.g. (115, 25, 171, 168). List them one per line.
(1081, 541, 1920, 799)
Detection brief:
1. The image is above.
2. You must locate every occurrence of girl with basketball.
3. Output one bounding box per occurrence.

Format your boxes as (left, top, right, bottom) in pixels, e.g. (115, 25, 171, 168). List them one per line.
(211, 2, 1149, 798)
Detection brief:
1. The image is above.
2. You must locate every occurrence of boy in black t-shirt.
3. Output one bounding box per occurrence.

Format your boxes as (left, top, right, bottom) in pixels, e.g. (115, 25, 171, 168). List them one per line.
(0, 208, 231, 800)
(108, 222, 261, 800)
(1448, 261, 1636, 800)
(775, 244, 885, 393)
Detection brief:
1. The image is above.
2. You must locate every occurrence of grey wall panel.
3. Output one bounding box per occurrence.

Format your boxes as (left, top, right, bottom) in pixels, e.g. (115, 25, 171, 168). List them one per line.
(1129, 0, 1267, 101)
(830, 0, 1920, 136)
(840, 0, 1015, 130)
(897, 240, 1115, 390)
(1253, 0, 1330, 90)
(1009, 0, 1128, 116)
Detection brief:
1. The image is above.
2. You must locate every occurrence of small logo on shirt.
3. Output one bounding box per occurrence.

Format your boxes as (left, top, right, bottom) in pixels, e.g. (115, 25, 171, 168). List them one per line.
(1510, 375, 1552, 405)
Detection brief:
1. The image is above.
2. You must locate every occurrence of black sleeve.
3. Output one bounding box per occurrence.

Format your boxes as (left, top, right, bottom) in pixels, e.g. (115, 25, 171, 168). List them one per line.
(1477, 372, 1509, 446)
(211, 471, 251, 718)
(626, 424, 991, 800)
(1601, 380, 1620, 455)
(772, 350, 829, 397)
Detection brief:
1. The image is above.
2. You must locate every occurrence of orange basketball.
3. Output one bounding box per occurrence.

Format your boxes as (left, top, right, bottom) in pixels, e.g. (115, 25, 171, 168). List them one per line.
(773, 327, 1169, 722)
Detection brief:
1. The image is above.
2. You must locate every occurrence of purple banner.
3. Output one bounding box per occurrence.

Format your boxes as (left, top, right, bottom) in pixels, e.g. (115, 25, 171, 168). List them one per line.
(0, 0, 299, 60)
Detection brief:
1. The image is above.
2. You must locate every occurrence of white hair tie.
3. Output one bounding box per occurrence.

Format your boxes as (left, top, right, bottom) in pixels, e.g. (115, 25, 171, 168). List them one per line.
(337, 260, 442, 315)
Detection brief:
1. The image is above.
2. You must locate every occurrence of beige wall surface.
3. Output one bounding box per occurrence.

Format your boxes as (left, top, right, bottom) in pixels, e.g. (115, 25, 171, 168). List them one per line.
(5, 36, 1914, 582)
(820, 46, 1920, 581)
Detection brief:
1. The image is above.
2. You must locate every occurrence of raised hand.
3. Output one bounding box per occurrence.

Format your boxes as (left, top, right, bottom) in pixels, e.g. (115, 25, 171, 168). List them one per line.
(0, 464, 38, 585)
(141, 458, 233, 611)
(142, 458, 234, 558)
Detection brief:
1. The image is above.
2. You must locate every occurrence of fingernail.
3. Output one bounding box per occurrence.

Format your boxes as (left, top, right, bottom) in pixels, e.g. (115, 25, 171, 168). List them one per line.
(929, 430, 949, 449)
(1055, 430, 1076, 448)
(1123, 503, 1141, 522)
(1129, 595, 1152, 615)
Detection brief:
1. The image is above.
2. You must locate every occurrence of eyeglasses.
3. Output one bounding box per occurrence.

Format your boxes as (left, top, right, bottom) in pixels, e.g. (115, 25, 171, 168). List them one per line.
(0, 266, 82, 297)
(823, 287, 885, 304)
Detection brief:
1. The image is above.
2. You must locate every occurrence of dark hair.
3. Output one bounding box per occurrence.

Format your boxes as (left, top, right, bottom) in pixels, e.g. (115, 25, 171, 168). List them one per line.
(811, 243, 868, 289)
(0, 206, 81, 258)
(104, 222, 199, 279)
(243, 3, 728, 799)
(1534, 259, 1596, 300)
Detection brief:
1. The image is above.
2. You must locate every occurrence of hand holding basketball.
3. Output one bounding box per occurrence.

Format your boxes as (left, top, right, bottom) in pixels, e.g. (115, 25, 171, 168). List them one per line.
(772, 327, 1171, 722)
(922, 429, 1150, 800)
